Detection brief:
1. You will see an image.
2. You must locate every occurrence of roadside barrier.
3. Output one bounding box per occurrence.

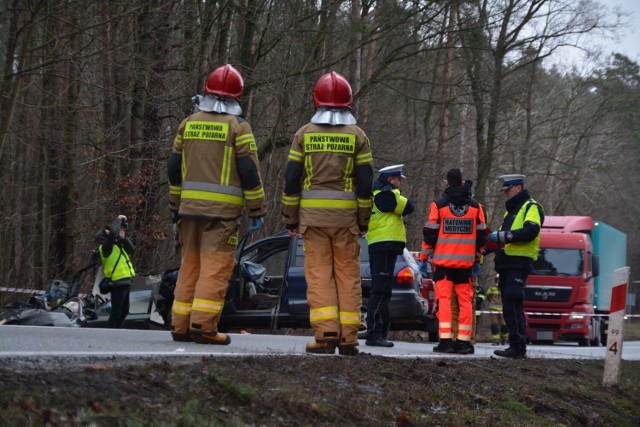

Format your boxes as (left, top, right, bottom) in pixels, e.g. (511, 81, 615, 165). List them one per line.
(0, 287, 45, 295)
(476, 310, 640, 317)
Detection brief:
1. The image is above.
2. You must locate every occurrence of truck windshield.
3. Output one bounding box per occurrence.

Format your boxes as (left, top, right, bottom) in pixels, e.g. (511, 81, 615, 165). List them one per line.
(531, 248, 584, 276)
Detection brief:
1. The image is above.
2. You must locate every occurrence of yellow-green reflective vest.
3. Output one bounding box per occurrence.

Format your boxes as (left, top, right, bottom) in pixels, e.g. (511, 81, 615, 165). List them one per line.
(367, 188, 407, 245)
(99, 245, 135, 281)
(501, 199, 543, 260)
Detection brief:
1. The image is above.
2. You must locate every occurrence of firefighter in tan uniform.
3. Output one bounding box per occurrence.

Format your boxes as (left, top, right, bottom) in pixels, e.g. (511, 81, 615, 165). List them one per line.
(282, 71, 374, 356)
(487, 274, 508, 345)
(167, 64, 266, 345)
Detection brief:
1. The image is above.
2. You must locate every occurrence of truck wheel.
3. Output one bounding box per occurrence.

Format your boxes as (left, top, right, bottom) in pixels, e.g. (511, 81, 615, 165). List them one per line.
(578, 337, 589, 347)
(600, 317, 608, 345)
(590, 319, 601, 346)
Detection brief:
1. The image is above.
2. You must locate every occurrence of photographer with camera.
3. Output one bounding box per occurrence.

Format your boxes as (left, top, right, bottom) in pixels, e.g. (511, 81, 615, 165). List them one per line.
(95, 214, 136, 328)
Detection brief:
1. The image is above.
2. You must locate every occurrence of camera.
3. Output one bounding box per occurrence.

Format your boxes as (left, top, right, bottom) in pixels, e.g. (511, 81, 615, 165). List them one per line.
(121, 220, 128, 229)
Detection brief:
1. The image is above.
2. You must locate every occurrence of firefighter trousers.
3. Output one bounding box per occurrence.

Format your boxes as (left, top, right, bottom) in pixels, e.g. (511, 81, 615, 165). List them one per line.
(171, 218, 238, 336)
(303, 227, 362, 346)
(490, 312, 508, 343)
(435, 275, 474, 341)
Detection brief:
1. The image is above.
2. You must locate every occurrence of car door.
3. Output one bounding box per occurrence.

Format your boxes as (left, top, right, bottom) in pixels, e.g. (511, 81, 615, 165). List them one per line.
(219, 235, 291, 330)
(85, 289, 153, 329)
(286, 236, 371, 318)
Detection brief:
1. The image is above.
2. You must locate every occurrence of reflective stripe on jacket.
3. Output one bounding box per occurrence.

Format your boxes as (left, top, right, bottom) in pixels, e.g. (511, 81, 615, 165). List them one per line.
(99, 245, 135, 281)
(426, 201, 485, 269)
(169, 112, 265, 220)
(501, 199, 542, 260)
(281, 123, 373, 229)
(367, 188, 407, 244)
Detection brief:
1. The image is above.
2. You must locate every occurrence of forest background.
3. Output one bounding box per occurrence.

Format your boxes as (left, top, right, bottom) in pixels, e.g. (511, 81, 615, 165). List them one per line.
(1, 0, 639, 303)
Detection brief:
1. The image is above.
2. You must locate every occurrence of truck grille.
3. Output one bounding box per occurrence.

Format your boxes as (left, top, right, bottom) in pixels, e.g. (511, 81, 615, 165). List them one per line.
(529, 323, 560, 330)
(528, 314, 562, 320)
(524, 286, 572, 303)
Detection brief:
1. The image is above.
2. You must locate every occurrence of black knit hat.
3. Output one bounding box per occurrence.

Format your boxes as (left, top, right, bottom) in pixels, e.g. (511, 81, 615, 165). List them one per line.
(446, 168, 462, 186)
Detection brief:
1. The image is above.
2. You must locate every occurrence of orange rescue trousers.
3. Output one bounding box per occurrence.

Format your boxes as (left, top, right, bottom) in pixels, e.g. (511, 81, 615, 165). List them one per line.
(303, 227, 362, 347)
(435, 275, 474, 342)
(450, 276, 479, 345)
(171, 218, 238, 337)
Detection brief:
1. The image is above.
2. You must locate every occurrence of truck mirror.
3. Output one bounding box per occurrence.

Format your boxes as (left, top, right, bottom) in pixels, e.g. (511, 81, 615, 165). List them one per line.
(592, 254, 600, 278)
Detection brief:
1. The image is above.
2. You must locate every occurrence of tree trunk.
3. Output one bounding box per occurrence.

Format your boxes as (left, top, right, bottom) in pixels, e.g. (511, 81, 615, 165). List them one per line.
(434, 1, 457, 198)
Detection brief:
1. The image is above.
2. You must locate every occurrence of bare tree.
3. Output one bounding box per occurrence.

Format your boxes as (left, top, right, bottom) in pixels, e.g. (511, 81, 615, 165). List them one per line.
(458, 0, 622, 202)
(0, 0, 637, 295)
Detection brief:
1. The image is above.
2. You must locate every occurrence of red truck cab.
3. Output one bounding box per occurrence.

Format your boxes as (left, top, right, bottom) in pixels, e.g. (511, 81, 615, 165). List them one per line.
(524, 216, 601, 346)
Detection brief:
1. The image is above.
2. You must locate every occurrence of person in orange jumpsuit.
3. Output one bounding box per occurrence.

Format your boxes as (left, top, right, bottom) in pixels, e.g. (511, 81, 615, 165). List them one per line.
(421, 169, 486, 354)
(446, 180, 489, 353)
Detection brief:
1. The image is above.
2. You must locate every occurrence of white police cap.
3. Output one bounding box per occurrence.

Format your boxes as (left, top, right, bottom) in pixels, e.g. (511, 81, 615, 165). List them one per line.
(379, 164, 406, 179)
(499, 174, 525, 191)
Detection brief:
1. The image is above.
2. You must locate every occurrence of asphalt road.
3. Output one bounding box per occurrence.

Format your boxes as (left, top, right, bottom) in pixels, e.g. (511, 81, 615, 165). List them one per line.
(1, 325, 639, 362)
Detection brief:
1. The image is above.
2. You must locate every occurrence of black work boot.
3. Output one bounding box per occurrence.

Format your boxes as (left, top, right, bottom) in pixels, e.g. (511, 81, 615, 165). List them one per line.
(433, 339, 455, 353)
(520, 343, 527, 357)
(494, 345, 525, 359)
(365, 335, 394, 347)
(454, 340, 474, 355)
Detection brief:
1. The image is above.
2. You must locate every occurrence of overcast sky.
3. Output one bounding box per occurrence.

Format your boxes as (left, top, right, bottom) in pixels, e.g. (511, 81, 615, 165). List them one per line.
(609, 0, 639, 61)
(548, 0, 639, 71)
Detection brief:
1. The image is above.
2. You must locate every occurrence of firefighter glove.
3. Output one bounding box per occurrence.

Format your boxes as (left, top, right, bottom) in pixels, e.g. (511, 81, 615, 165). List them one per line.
(249, 217, 264, 233)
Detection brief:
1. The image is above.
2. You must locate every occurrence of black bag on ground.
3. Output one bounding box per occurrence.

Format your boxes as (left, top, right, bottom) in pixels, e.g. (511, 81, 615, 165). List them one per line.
(98, 277, 114, 294)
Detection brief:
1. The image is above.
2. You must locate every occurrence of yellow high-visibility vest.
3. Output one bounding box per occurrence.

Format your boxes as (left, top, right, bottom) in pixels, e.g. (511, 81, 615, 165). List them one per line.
(99, 245, 135, 281)
(502, 200, 543, 260)
(366, 188, 407, 244)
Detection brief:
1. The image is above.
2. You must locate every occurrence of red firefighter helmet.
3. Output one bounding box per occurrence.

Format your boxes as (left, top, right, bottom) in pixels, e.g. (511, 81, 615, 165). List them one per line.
(204, 64, 244, 100)
(313, 71, 352, 109)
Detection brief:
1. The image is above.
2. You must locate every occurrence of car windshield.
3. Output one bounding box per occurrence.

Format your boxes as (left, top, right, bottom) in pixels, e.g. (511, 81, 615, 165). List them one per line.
(531, 248, 583, 276)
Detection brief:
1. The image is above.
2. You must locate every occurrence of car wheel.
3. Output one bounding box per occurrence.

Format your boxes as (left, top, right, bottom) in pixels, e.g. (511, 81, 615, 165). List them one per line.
(589, 318, 601, 346)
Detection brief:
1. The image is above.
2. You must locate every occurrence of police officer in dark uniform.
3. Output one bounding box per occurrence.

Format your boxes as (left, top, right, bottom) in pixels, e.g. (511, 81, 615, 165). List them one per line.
(365, 164, 415, 347)
(489, 174, 544, 358)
